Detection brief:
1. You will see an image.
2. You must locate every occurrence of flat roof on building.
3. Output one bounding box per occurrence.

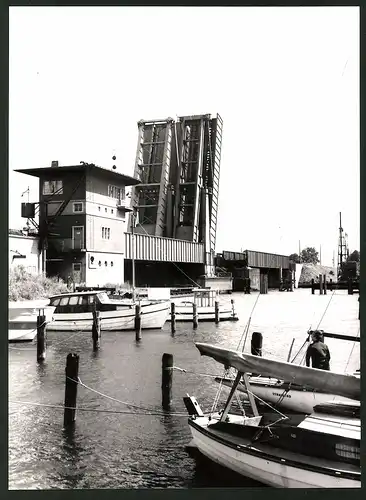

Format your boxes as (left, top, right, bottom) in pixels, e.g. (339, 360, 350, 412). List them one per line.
(15, 163, 140, 186)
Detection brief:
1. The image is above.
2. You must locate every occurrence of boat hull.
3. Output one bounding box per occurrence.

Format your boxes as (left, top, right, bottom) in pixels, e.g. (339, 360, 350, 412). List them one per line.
(9, 303, 55, 342)
(188, 416, 360, 488)
(219, 377, 357, 414)
(47, 301, 170, 331)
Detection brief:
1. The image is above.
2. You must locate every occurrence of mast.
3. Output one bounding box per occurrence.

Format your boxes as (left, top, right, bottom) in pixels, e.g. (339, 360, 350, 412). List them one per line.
(131, 208, 136, 302)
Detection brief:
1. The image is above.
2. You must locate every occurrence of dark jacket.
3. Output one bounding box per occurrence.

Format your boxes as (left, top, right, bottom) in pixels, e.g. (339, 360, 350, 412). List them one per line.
(305, 340, 331, 370)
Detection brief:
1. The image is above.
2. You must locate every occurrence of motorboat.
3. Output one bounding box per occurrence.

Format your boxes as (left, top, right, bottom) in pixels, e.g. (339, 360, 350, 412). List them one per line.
(170, 289, 238, 322)
(46, 290, 170, 332)
(9, 301, 55, 342)
(183, 343, 360, 488)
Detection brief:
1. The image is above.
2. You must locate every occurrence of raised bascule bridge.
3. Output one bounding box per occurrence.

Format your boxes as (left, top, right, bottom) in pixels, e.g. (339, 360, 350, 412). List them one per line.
(15, 112, 292, 291)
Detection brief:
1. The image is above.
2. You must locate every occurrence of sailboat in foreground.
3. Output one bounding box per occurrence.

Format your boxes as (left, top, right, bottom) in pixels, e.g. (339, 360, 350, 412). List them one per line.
(184, 343, 360, 488)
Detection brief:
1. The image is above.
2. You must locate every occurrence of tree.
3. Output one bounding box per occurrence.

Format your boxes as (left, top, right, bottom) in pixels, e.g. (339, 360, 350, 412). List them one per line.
(300, 247, 319, 264)
(347, 250, 360, 262)
(289, 253, 301, 263)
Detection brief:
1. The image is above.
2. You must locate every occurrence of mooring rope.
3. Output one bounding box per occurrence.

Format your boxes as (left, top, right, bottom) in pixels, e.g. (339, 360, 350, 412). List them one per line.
(8, 400, 188, 417)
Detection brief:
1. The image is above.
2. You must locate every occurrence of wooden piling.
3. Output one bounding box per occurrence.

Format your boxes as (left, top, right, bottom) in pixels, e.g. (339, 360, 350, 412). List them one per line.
(323, 274, 327, 295)
(170, 302, 176, 334)
(319, 274, 323, 295)
(251, 331, 263, 357)
(311, 278, 315, 294)
(162, 353, 173, 409)
(231, 298, 235, 318)
(192, 303, 198, 329)
(92, 305, 101, 350)
(214, 300, 220, 324)
(329, 279, 333, 291)
(64, 353, 79, 427)
(135, 304, 142, 340)
(36, 310, 47, 362)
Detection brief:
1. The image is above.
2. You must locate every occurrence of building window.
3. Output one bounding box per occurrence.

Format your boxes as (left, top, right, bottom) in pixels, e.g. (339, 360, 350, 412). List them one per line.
(111, 261, 114, 267)
(73, 202, 83, 212)
(98, 206, 101, 211)
(102, 227, 110, 239)
(43, 180, 63, 195)
(104, 261, 108, 266)
(98, 261, 101, 266)
(111, 209, 114, 214)
(108, 184, 125, 201)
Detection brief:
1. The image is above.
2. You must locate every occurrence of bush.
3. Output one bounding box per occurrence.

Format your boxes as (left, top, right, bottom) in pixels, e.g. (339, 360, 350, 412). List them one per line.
(9, 265, 70, 301)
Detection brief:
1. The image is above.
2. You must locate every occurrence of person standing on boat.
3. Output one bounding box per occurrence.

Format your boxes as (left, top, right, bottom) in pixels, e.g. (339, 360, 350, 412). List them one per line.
(305, 330, 331, 370)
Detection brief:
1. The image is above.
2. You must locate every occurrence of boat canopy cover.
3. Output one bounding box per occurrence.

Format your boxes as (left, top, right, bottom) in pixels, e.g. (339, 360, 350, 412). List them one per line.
(195, 343, 360, 402)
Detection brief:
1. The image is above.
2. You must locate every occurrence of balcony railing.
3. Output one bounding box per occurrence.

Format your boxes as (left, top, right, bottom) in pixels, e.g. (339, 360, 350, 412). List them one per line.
(49, 238, 85, 252)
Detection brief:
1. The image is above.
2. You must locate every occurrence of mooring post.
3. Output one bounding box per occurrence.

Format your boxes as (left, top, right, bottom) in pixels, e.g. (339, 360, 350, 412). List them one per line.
(329, 279, 333, 291)
(162, 353, 173, 409)
(170, 302, 176, 334)
(231, 298, 235, 318)
(214, 300, 220, 324)
(323, 274, 327, 295)
(348, 278, 353, 295)
(192, 303, 198, 329)
(251, 331, 263, 357)
(319, 274, 323, 295)
(135, 304, 142, 341)
(92, 304, 101, 350)
(64, 353, 79, 427)
(311, 278, 315, 294)
(36, 309, 47, 362)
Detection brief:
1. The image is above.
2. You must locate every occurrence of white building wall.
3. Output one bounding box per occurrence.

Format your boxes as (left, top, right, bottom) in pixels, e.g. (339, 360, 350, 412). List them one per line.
(9, 234, 41, 274)
(85, 251, 124, 287)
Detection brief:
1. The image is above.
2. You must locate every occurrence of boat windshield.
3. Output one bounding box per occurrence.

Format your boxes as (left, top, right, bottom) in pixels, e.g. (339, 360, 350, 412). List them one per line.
(97, 292, 111, 304)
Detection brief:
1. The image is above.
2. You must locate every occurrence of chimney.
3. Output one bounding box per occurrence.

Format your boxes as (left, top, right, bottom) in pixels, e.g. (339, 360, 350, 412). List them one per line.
(51, 161, 59, 167)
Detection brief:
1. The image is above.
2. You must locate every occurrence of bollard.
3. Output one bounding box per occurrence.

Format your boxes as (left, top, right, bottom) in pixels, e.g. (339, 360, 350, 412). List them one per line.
(170, 302, 176, 334)
(329, 279, 333, 291)
(192, 303, 198, 329)
(214, 300, 220, 324)
(323, 274, 327, 295)
(162, 353, 173, 409)
(64, 353, 79, 427)
(36, 310, 47, 362)
(251, 331, 263, 357)
(135, 304, 142, 341)
(92, 305, 101, 350)
(348, 279, 353, 295)
(311, 278, 315, 294)
(319, 274, 323, 295)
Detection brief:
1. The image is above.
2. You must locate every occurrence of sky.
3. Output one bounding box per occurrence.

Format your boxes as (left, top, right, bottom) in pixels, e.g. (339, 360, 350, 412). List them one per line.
(9, 6, 359, 266)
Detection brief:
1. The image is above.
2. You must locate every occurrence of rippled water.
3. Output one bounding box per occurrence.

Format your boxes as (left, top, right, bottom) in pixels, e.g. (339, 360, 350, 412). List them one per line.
(8, 289, 360, 489)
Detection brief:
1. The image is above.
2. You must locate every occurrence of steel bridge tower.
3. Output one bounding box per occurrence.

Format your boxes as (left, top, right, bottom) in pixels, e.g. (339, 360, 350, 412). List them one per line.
(129, 113, 223, 276)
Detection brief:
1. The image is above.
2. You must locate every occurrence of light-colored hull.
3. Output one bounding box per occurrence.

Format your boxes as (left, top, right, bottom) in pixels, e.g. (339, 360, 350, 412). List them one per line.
(47, 301, 170, 331)
(169, 302, 237, 322)
(189, 416, 360, 488)
(9, 304, 55, 342)
(221, 377, 356, 414)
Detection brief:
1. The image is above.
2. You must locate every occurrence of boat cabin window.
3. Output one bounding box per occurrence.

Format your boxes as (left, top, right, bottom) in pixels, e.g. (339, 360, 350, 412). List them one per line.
(60, 297, 70, 306)
(50, 297, 61, 306)
(69, 296, 79, 306)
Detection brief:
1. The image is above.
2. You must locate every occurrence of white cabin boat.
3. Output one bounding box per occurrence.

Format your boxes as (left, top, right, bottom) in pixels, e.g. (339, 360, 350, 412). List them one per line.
(46, 291, 170, 332)
(184, 343, 361, 488)
(9, 301, 55, 342)
(171, 289, 238, 322)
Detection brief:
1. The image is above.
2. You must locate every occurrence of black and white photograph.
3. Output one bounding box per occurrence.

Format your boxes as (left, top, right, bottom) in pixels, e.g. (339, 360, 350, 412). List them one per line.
(8, 6, 360, 489)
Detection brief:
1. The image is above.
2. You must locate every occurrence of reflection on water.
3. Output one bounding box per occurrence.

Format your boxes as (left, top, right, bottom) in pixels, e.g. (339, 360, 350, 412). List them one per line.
(9, 290, 360, 489)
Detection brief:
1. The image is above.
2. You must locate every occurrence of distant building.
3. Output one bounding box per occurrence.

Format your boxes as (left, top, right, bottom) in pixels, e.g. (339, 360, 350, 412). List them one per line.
(15, 163, 140, 287)
(9, 229, 41, 274)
